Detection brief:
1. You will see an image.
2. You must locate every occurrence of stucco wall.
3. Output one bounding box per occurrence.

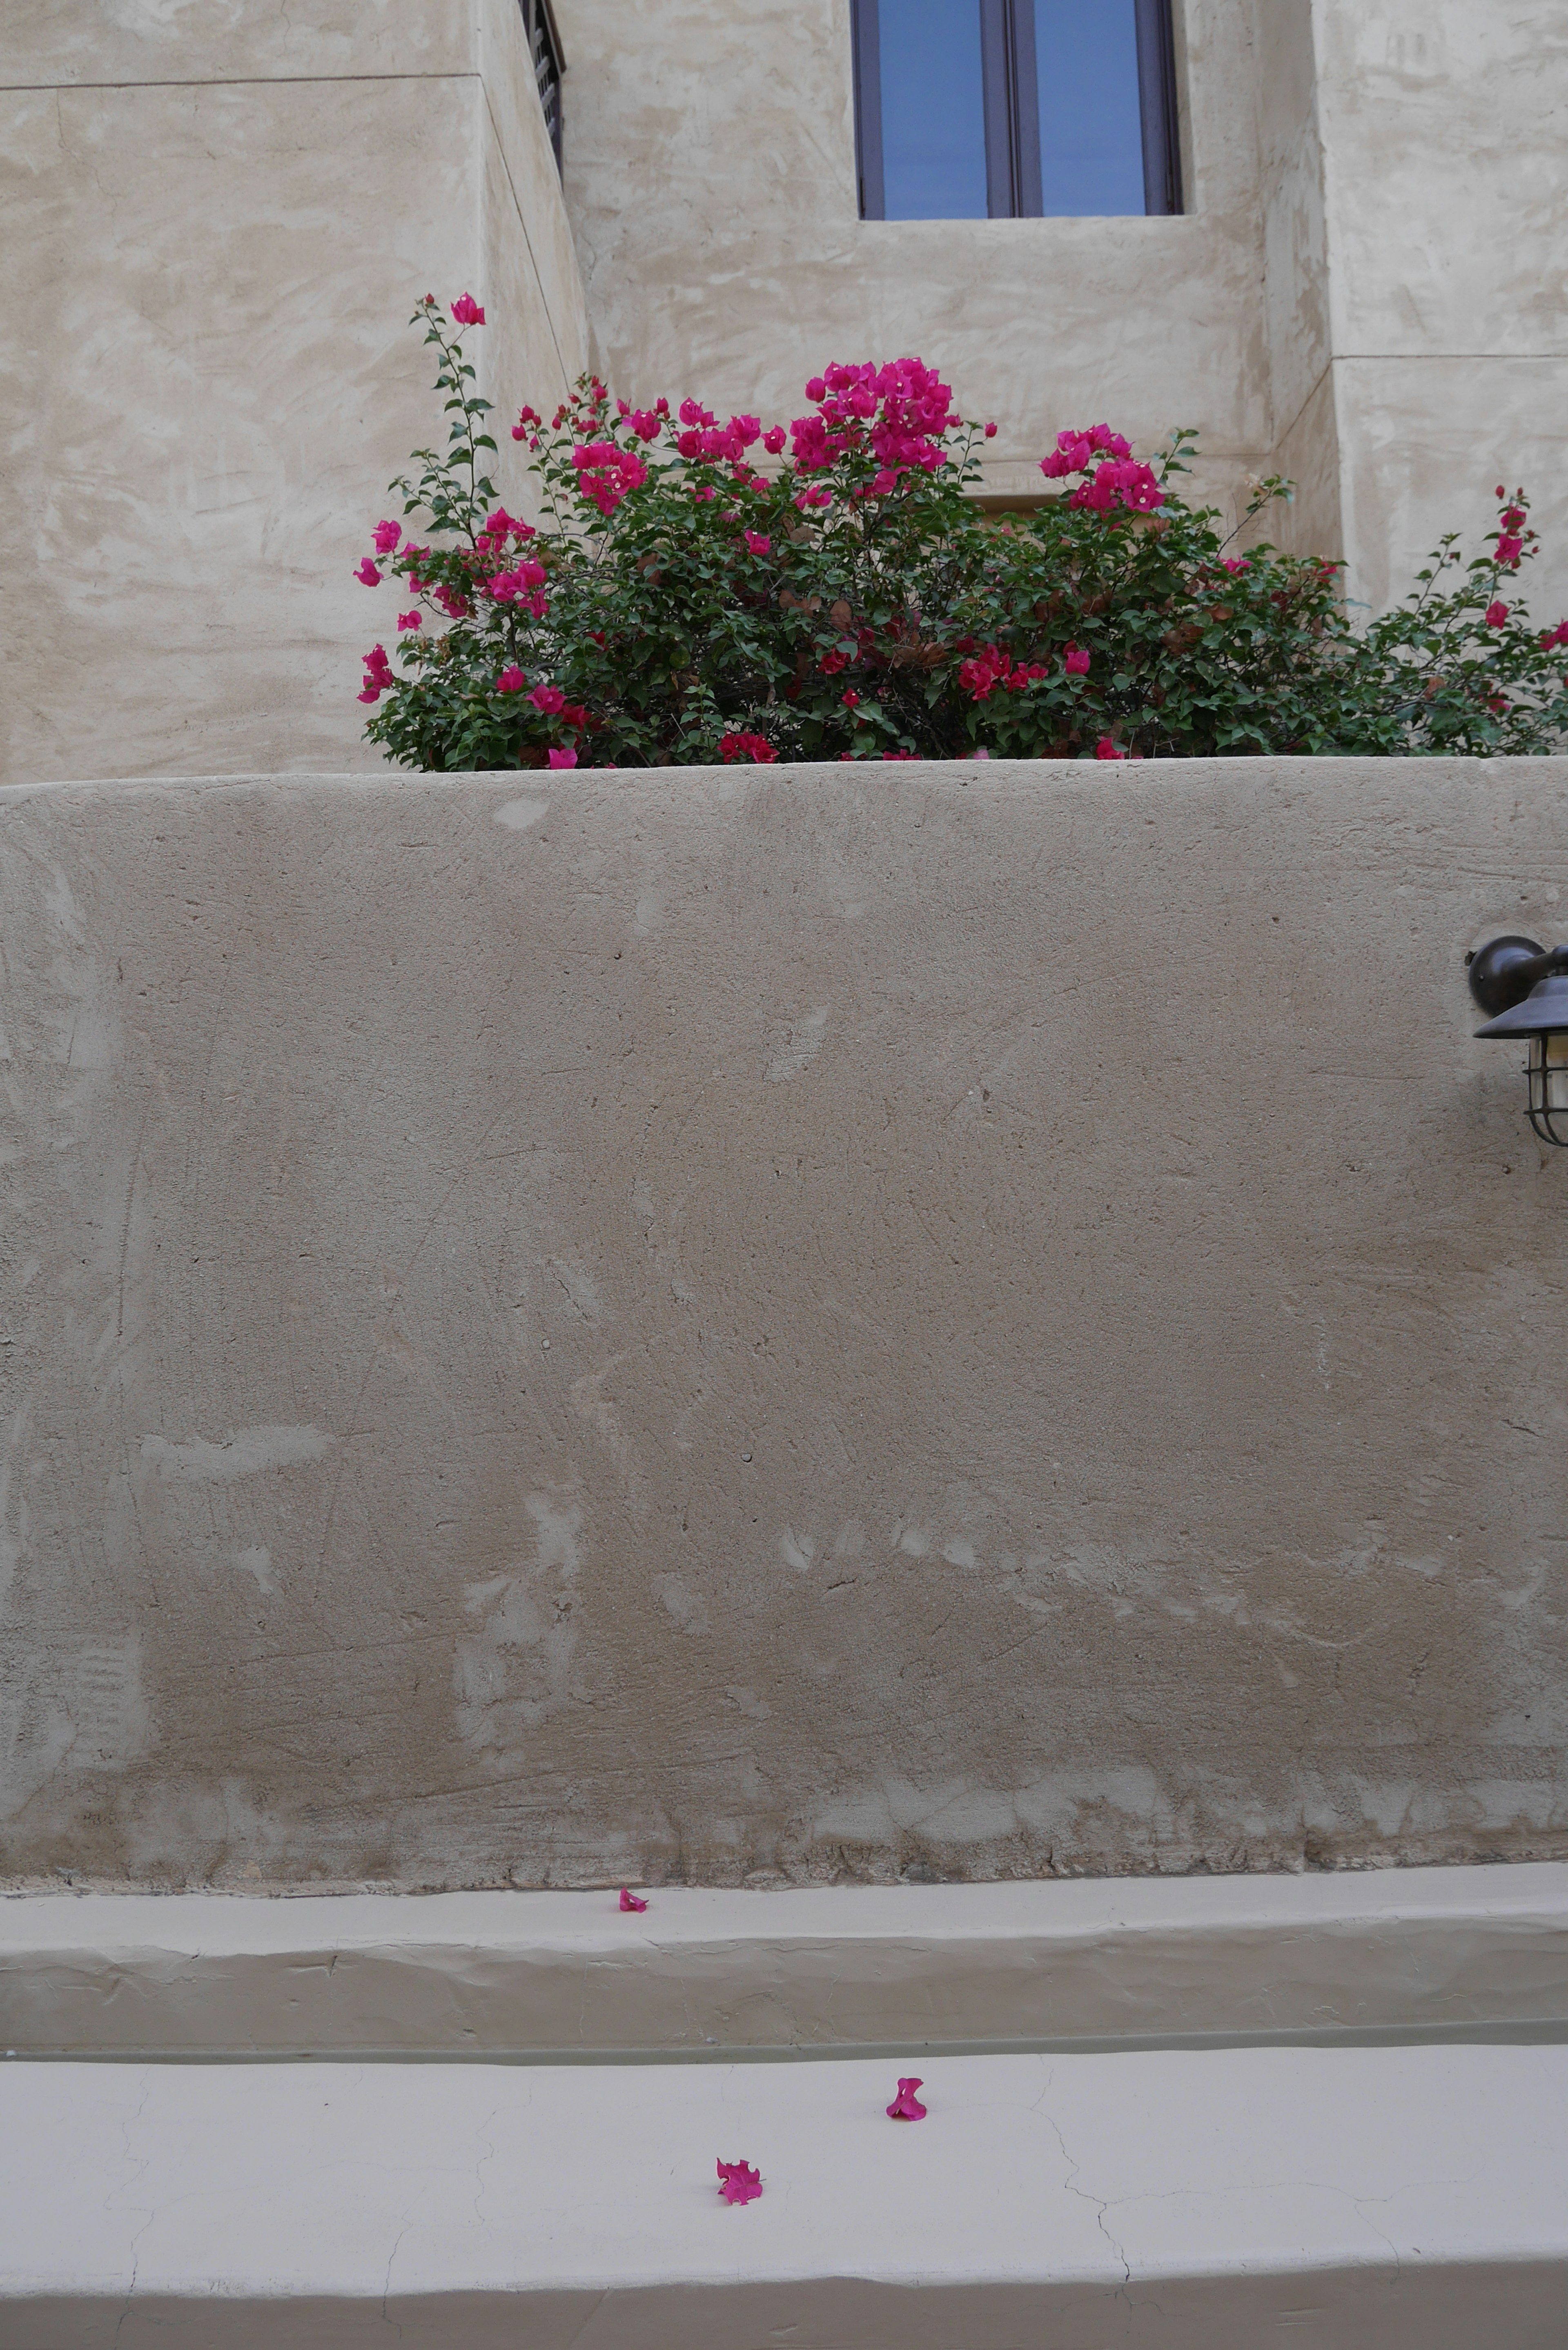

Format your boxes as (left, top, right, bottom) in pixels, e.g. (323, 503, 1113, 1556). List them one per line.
(1310, 1, 1568, 623)
(555, 0, 1568, 626)
(556, 0, 1274, 526)
(1, 0, 589, 789)
(2, 759, 1566, 1891)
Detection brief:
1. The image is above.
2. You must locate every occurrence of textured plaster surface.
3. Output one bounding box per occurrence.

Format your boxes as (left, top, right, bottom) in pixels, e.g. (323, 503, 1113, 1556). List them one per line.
(3, 1866, 1567, 2055)
(555, 0, 1274, 522)
(4, 2043, 1567, 2345)
(1307, 0, 1568, 617)
(7, 0, 1565, 793)
(554, 0, 1568, 617)
(0, 0, 588, 788)
(1, 759, 1566, 1890)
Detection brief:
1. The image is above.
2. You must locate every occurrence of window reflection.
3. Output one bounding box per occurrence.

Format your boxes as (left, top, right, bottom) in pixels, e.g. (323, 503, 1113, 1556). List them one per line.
(851, 0, 1180, 221)
(879, 0, 989, 221)
(1036, 0, 1146, 216)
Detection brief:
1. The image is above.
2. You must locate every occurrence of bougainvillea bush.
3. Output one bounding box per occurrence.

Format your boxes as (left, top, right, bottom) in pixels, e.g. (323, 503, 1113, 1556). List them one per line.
(356, 296, 1568, 768)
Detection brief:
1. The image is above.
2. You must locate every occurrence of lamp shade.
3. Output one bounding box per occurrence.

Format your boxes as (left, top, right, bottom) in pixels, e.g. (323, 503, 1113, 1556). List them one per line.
(1472, 969, 1568, 1038)
(1474, 969, 1568, 1146)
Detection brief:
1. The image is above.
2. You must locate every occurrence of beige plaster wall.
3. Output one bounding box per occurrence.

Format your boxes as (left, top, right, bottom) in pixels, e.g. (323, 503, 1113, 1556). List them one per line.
(2, 760, 1566, 1891)
(555, 0, 1274, 524)
(554, 0, 1568, 628)
(1310, 0, 1568, 622)
(0, 0, 589, 789)
(1250, 0, 1340, 565)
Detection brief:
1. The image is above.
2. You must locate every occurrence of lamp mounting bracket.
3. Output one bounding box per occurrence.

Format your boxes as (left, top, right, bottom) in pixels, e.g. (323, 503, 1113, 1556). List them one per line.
(1467, 935, 1568, 1021)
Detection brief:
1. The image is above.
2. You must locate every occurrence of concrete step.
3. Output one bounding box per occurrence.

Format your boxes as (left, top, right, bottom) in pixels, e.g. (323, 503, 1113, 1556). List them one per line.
(5, 1866, 1565, 2343)
(4, 1860, 1568, 2056)
(4, 2040, 1566, 2347)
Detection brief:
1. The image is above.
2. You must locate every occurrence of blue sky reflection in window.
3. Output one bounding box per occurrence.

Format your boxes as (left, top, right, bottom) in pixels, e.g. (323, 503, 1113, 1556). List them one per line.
(1036, 0, 1145, 215)
(879, 0, 989, 220)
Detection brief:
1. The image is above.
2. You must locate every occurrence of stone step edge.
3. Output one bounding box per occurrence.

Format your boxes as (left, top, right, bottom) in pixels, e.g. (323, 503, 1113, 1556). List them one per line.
(3, 1858, 1566, 2055)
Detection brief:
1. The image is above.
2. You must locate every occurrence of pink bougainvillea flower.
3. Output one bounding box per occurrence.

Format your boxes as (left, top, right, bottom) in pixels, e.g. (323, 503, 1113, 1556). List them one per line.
(717, 2159, 762, 2205)
(1485, 600, 1509, 627)
(486, 558, 549, 607)
(1063, 644, 1090, 675)
(842, 690, 861, 709)
(571, 440, 649, 517)
(1040, 423, 1131, 478)
(886, 2077, 927, 2121)
(1071, 459, 1164, 515)
(373, 519, 402, 555)
(882, 748, 918, 760)
(1497, 537, 1524, 566)
(786, 357, 956, 497)
(1221, 555, 1250, 574)
(984, 420, 998, 438)
(762, 425, 787, 454)
(619, 1887, 648, 1912)
(530, 682, 567, 714)
(396, 610, 422, 631)
(450, 293, 486, 326)
(1539, 620, 1568, 649)
(718, 731, 778, 764)
(1096, 736, 1127, 760)
(548, 747, 578, 768)
(495, 666, 528, 693)
(355, 558, 381, 587)
(744, 530, 771, 555)
(958, 643, 1017, 700)
(1039, 427, 1163, 516)
(478, 506, 536, 548)
(357, 644, 395, 704)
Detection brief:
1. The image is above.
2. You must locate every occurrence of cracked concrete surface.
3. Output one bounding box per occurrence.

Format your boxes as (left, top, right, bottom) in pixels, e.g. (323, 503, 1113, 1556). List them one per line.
(3, 2042, 1566, 2346)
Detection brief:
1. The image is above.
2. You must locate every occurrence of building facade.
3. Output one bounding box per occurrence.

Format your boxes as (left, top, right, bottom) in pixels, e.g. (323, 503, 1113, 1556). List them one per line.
(4, 0, 1566, 786)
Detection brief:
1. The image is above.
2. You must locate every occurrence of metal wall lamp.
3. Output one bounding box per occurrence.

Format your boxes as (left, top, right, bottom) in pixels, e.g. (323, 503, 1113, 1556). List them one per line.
(1469, 935, 1568, 1145)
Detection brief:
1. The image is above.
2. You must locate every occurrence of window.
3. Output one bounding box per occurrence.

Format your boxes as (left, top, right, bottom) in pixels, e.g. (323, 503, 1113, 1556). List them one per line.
(851, 0, 1182, 221)
(521, 0, 564, 172)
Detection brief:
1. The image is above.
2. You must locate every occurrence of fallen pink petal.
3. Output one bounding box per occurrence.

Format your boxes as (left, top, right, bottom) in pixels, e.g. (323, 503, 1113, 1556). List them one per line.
(717, 2158, 762, 2204)
(887, 2077, 927, 2120)
(619, 1887, 648, 1911)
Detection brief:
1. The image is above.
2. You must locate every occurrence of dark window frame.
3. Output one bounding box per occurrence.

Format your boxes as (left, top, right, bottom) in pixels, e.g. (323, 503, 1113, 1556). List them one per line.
(521, 0, 564, 173)
(851, 0, 1182, 221)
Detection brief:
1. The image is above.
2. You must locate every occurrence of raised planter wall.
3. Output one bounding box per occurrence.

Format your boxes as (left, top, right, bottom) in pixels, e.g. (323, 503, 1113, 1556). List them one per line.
(2, 757, 1565, 1888)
